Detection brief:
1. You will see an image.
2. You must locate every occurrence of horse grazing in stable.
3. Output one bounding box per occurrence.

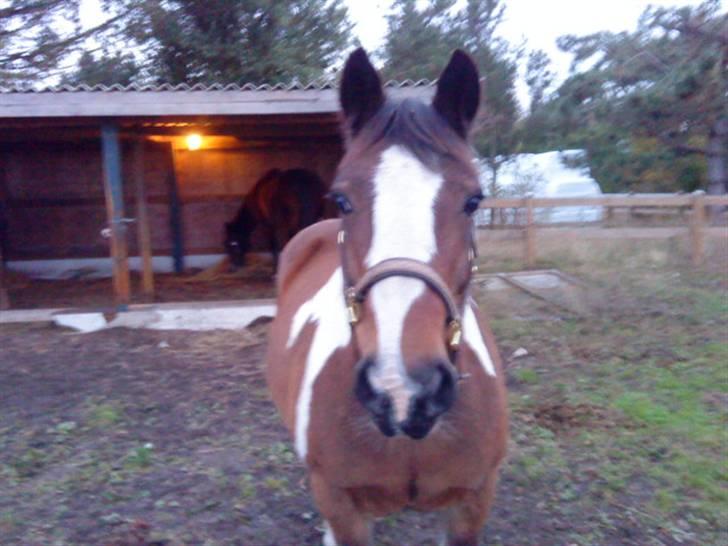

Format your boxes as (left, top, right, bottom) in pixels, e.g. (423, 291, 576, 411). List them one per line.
(224, 168, 327, 269)
(265, 48, 508, 546)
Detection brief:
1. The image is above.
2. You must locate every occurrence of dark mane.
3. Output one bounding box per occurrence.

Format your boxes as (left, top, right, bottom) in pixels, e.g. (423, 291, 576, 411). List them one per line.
(352, 97, 473, 170)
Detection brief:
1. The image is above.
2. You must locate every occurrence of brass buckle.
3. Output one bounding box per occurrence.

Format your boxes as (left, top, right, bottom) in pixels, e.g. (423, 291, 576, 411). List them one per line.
(447, 319, 462, 351)
(345, 287, 360, 324)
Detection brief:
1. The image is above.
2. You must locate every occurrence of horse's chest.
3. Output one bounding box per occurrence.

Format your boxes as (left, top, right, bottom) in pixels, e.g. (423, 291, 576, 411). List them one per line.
(312, 428, 483, 511)
(342, 470, 475, 515)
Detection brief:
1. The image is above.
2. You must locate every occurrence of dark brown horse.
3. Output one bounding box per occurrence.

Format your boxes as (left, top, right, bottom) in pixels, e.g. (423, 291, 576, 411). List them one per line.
(224, 168, 327, 269)
(265, 49, 508, 545)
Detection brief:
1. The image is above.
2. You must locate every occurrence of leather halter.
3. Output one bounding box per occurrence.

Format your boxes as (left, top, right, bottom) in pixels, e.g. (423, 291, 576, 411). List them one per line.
(337, 230, 476, 353)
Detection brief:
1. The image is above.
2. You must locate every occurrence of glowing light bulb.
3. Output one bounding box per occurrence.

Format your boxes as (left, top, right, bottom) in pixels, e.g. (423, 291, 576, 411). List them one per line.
(186, 133, 202, 150)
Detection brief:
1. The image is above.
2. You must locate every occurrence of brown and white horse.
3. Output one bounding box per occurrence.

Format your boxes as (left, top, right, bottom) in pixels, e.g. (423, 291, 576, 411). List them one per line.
(265, 48, 508, 546)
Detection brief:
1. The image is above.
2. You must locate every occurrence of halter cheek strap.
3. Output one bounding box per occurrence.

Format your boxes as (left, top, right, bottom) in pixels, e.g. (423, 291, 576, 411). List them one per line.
(337, 230, 466, 353)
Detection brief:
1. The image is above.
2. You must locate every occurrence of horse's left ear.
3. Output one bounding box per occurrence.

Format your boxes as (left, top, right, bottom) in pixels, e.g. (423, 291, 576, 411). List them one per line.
(433, 50, 480, 139)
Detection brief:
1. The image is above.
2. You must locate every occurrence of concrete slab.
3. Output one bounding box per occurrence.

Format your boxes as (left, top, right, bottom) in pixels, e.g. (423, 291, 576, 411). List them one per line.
(0, 308, 67, 324)
(54, 312, 109, 333)
(475, 271, 566, 291)
(510, 273, 562, 290)
(42, 299, 277, 333)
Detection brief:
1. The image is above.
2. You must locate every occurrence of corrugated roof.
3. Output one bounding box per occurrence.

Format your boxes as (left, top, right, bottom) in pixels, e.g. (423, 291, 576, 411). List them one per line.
(0, 77, 437, 119)
(0, 78, 435, 94)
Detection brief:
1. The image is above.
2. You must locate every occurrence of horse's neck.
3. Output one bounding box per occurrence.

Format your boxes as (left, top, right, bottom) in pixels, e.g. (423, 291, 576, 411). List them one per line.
(276, 220, 341, 297)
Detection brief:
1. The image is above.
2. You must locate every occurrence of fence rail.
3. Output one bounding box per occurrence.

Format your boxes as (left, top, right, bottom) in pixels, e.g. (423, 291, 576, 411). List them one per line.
(478, 194, 728, 267)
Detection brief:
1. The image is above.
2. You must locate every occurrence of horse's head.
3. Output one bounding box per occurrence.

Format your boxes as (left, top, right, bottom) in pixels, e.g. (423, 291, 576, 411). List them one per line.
(224, 212, 254, 268)
(332, 49, 483, 440)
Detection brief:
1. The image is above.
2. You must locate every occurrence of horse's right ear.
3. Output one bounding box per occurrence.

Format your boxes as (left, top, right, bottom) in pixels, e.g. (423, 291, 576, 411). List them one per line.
(340, 48, 384, 138)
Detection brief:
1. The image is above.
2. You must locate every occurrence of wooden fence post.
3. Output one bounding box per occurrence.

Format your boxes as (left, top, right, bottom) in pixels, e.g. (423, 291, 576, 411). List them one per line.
(101, 123, 131, 308)
(524, 196, 536, 267)
(690, 193, 706, 266)
(165, 143, 184, 274)
(133, 138, 155, 298)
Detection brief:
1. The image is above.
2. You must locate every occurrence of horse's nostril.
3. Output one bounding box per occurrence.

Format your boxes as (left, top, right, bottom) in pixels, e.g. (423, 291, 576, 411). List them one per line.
(400, 362, 457, 439)
(354, 359, 396, 437)
(425, 363, 456, 417)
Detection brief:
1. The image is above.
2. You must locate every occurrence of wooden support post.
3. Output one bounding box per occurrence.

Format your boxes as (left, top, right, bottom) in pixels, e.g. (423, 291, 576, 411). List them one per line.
(690, 193, 706, 266)
(0, 154, 9, 310)
(101, 123, 131, 308)
(133, 138, 155, 298)
(524, 196, 536, 268)
(0, 241, 8, 310)
(166, 143, 184, 274)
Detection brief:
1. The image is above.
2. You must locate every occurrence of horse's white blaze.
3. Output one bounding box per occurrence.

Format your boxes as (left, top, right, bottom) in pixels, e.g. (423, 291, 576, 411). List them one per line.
(287, 267, 351, 459)
(365, 145, 444, 415)
(369, 277, 425, 421)
(463, 302, 496, 377)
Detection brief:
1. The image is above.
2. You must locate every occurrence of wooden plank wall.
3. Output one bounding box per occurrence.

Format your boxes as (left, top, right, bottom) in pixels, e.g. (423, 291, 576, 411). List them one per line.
(1, 137, 342, 262)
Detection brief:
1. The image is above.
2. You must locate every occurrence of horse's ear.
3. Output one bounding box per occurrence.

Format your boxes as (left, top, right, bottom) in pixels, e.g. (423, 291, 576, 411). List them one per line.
(432, 50, 480, 139)
(340, 48, 384, 138)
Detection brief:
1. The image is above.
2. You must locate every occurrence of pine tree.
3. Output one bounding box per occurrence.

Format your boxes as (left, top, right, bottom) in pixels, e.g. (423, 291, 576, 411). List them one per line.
(122, 0, 353, 85)
(381, 0, 521, 196)
(534, 0, 726, 193)
(0, 0, 122, 83)
(61, 50, 140, 86)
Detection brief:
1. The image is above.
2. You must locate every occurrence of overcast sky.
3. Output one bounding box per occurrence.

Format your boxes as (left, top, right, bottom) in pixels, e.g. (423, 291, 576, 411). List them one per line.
(345, 0, 726, 108)
(79, 0, 725, 108)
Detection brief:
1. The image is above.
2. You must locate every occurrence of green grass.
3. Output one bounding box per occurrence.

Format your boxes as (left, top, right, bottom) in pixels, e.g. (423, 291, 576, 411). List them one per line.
(87, 401, 124, 427)
(486, 263, 728, 543)
(124, 443, 154, 469)
(512, 367, 540, 385)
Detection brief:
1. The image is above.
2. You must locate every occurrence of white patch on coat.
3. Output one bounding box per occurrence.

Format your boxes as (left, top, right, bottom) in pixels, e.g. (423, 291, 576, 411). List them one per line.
(322, 521, 337, 546)
(463, 302, 496, 377)
(287, 267, 351, 459)
(365, 145, 444, 419)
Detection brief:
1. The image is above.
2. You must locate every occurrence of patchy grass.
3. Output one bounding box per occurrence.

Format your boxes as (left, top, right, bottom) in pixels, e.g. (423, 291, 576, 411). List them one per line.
(0, 249, 725, 545)
(486, 255, 727, 545)
(87, 401, 124, 427)
(512, 367, 540, 385)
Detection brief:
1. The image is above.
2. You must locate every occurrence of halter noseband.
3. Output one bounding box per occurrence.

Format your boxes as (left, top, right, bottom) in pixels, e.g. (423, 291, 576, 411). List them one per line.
(337, 230, 475, 353)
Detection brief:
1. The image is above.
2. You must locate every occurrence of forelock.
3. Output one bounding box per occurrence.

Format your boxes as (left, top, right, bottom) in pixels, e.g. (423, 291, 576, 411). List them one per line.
(354, 98, 474, 172)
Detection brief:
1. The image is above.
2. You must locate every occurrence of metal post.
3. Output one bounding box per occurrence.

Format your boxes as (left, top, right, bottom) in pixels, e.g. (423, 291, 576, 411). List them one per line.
(101, 123, 131, 308)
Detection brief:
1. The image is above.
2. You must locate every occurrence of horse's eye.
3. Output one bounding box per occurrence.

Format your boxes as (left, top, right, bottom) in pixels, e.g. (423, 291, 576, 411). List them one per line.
(463, 193, 483, 215)
(329, 192, 354, 215)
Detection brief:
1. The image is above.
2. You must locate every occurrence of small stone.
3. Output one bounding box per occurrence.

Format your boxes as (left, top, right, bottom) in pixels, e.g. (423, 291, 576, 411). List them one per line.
(511, 347, 529, 358)
(56, 421, 77, 434)
(158, 341, 170, 349)
(100, 512, 124, 525)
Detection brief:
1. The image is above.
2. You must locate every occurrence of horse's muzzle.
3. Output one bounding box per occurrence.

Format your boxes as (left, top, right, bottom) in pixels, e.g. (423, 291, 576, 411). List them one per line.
(354, 358, 397, 437)
(355, 359, 457, 440)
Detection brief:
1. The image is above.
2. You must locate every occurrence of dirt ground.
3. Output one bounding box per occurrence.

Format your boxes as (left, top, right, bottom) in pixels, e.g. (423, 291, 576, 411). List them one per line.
(5, 267, 276, 310)
(1, 253, 726, 545)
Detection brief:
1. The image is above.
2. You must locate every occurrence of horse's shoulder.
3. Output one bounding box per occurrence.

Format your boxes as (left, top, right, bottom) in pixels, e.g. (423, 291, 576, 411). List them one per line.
(276, 219, 341, 292)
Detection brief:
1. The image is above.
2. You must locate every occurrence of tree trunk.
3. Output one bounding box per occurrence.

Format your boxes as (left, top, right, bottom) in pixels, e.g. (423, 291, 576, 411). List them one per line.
(706, 117, 728, 220)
